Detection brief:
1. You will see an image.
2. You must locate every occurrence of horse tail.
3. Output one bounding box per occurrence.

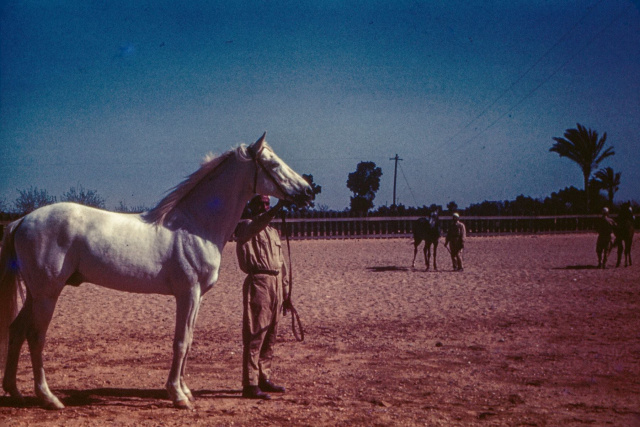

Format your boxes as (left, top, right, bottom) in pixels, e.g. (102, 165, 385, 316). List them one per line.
(0, 218, 25, 367)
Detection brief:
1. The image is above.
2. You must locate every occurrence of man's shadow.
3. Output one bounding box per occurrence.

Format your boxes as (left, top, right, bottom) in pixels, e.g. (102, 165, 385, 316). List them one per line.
(553, 265, 599, 270)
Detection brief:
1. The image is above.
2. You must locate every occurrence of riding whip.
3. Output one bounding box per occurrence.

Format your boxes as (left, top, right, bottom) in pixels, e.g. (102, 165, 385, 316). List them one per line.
(281, 212, 305, 342)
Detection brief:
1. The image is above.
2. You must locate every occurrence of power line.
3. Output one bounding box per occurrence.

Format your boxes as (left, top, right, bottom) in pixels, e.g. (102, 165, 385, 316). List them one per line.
(429, 0, 606, 157)
(439, 1, 630, 159)
(398, 161, 419, 206)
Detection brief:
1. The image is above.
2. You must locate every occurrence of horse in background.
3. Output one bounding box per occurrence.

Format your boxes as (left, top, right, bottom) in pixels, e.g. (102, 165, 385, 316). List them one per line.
(412, 211, 441, 270)
(613, 204, 635, 267)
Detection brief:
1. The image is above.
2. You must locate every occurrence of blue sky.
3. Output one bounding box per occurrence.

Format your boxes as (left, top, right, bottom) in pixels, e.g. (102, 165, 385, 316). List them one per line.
(1, 1, 639, 211)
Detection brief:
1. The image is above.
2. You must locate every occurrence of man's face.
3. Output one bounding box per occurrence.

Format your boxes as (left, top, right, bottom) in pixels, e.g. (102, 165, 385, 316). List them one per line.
(256, 196, 270, 214)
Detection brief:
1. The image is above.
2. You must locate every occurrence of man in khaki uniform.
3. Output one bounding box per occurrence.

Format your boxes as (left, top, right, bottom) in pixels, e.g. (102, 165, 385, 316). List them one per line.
(236, 195, 291, 400)
(444, 212, 466, 271)
(595, 207, 616, 269)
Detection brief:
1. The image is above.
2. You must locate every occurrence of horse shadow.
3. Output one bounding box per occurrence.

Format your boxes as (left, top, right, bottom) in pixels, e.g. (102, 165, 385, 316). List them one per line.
(0, 388, 243, 408)
(553, 265, 599, 270)
(366, 266, 410, 272)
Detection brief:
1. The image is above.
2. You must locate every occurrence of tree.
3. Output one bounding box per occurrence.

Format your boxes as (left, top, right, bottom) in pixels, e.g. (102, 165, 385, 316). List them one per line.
(0, 196, 8, 213)
(346, 161, 382, 214)
(446, 201, 458, 214)
(115, 201, 149, 213)
(592, 167, 621, 207)
(61, 185, 106, 209)
(550, 123, 614, 212)
(14, 186, 56, 215)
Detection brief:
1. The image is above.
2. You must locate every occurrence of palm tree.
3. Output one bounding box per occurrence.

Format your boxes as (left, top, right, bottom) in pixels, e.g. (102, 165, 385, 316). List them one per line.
(550, 123, 614, 212)
(592, 167, 621, 207)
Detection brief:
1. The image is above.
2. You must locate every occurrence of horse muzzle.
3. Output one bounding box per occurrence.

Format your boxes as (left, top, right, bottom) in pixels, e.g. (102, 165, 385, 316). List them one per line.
(291, 187, 315, 207)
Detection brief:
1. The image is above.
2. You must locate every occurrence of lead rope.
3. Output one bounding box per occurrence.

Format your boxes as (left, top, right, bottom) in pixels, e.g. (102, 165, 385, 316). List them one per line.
(281, 212, 305, 342)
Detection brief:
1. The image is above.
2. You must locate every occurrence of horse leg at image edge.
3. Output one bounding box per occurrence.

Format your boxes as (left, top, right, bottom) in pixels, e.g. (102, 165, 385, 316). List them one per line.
(2, 295, 32, 404)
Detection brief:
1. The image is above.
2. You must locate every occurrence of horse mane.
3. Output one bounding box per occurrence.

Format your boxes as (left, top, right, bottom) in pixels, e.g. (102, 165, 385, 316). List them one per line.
(143, 145, 251, 225)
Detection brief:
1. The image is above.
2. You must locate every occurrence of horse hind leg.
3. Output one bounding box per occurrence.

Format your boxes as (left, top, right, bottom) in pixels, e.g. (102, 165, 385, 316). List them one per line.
(26, 296, 64, 409)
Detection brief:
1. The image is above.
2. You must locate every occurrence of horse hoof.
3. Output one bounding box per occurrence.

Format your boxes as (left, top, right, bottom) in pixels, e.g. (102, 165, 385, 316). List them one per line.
(42, 397, 65, 410)
(174, 399, 193, 410)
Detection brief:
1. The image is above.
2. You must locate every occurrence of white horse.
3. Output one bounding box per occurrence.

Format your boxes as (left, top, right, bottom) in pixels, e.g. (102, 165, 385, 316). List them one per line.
(0, 133, 313, 410)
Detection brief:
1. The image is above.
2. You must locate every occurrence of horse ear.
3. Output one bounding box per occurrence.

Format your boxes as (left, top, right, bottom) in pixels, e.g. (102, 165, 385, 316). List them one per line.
(251, 132, 267, 152)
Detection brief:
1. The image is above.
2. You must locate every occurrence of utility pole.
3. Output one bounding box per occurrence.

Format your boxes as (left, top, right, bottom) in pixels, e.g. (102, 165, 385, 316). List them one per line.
(390, 154, 402, 207)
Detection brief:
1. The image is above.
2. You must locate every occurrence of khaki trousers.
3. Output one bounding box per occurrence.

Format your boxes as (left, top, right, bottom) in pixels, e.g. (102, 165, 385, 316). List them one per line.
(242, 273, 283, 387)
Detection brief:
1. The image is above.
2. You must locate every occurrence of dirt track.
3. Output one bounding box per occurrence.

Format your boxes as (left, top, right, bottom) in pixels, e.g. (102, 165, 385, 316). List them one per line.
(1, 234, 639, 426)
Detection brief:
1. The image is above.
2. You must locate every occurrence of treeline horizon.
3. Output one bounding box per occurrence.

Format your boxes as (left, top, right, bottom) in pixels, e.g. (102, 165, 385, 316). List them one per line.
(1, 183, 637, 221)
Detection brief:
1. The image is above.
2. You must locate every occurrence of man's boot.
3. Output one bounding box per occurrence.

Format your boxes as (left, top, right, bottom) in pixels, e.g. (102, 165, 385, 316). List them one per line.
(242, 385, 271, 400)
(259, 379, 286, 393)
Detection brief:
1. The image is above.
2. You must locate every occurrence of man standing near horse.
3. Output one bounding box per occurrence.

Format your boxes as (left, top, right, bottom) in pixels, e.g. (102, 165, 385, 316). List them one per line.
(595, 207, 616, 269)
(613, 204, 635, 267)
(235, 195, 292, 400)
(445, 212, 466, 271)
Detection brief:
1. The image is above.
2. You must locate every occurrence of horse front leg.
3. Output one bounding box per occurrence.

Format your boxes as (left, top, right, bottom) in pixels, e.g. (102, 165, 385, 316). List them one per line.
(615, 240, 623, 268)
(166, 288, 201, 409)
(424, 245, 429, 271)
(180, 295, 202, 403)
(411, 244, 418, 268)
(433, 244, 438, 271)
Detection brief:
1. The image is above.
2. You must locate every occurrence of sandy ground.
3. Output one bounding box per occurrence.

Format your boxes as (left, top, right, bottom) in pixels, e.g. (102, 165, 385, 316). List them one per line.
(1, 233, 639, 426)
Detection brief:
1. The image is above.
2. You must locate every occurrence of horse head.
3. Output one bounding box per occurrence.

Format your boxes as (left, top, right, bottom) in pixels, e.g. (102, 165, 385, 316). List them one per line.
(247, 133, 314, 206)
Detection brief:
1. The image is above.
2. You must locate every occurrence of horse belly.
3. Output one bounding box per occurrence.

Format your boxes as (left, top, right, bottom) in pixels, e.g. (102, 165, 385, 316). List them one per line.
(77, 231, 175, 295)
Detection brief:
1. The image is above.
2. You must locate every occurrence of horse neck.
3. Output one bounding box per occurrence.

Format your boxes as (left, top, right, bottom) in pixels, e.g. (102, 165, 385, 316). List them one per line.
(168, 158, 253, 247)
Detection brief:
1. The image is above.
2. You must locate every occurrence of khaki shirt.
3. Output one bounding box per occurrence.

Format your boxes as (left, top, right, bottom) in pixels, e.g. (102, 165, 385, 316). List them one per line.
(446, 221, 466, 246)
(236, 221, 289, 297)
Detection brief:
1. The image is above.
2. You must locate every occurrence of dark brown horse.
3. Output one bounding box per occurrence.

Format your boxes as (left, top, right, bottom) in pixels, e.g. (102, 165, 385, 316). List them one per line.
(412, 211, 441, 270)
(613, 205, 635, 267)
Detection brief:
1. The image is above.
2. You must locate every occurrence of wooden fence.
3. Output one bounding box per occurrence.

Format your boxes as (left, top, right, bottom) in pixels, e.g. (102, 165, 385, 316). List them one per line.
(1, 215, 637, 241)
(271, 215, 630, 239)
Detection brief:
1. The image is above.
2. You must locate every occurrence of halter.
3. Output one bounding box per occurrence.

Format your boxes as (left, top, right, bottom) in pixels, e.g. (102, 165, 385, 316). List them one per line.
(247, 144, 290, 197)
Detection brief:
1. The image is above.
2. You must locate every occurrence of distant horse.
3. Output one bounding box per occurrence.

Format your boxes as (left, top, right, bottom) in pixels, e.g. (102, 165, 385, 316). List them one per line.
(613, 205, 635, 267)
(411, 212, 441, 270)
(0, 133, 313, 410)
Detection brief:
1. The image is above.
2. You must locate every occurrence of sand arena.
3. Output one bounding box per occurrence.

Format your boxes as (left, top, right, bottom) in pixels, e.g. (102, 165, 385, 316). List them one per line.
(1, 233, 639, 426)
